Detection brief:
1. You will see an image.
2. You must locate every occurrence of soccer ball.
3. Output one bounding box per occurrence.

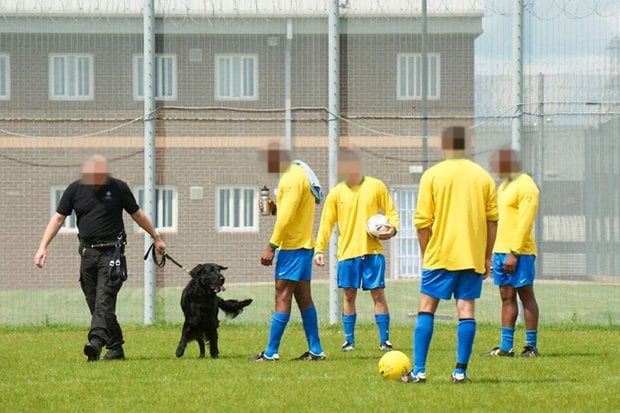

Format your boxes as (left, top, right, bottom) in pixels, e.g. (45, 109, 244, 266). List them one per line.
(378, 350, 412, 381)
(366, 214, 390, 238)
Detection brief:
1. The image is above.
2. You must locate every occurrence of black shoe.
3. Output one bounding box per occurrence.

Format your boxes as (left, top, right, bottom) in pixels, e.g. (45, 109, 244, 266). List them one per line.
(400, 371, 427, 383)
(103, 347, 125, 360)
(291, 351, 326, 361)
(83, 339, 104, 362)
(249, 351, 280, 362)
(379, 340, 394, 351)
(451, 372, 471, 384)
(520, 346, 539, 358)
(480, 346, 515, 357)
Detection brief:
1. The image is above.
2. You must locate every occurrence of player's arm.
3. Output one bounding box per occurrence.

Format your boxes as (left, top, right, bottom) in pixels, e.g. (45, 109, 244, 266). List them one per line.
(414, 173, 434, 258)
(511, 182, 540, 254)
(378, 182, 399, 240)
(34, 213, 67, 269)
(484, 177, 499, 276)
(313, 190, 338, 266)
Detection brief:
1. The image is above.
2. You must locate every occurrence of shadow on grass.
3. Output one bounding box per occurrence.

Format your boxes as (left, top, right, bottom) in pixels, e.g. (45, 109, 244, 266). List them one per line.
(476, 376, 579, 384)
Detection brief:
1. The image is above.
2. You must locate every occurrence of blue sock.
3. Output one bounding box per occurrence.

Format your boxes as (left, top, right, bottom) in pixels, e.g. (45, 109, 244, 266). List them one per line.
(525, 329, 538, 349)
(413, 312, 434, 375)
(342, 313, 357, 344)
(375, 313, 390, 343)
(301, 306, 323, 355)
(265, 311, 290, 357)
(455, 318, 476, 375)
(500, 326, 515, 352)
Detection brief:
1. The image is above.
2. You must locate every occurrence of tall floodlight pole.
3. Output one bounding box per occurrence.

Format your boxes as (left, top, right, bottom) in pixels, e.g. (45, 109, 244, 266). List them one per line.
(511, 0, 524, 151)
(421, 0, 429, 169)
(143, 0, 157, 324)
(284, 18, 294, 155)
(327, 0, 340, 324)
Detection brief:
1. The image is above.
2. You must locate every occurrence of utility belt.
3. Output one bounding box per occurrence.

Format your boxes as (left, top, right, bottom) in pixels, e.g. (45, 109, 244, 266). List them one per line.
(79, 232, 128, 283)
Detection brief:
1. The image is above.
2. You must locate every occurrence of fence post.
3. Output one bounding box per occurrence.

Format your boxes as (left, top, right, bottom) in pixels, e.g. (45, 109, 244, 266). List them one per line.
(143, 0, 157, 325)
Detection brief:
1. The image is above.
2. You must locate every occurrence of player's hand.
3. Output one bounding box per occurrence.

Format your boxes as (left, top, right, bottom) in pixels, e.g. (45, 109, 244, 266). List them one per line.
(34, 246, 47, 269)
(313, 253, 326, 267)
(483, 256, 493, 279)
(261, 246, 276, 266)
(154, 236, 166, 254)
(503, 253, 518, 274)
(377, 225, 396, 240)
(258, 199, 277, 215)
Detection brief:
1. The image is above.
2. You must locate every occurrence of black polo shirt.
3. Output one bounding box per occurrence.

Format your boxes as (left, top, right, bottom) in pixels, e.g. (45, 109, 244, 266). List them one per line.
(57, 177, 140, 242)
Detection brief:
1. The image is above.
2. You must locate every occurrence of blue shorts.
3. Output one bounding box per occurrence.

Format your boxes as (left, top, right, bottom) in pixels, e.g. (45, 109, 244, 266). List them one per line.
(420, 269, 483, 300)
(338, 254, 386, 290)
(493, 253, 536, 288)
(275, 248, 314, 282)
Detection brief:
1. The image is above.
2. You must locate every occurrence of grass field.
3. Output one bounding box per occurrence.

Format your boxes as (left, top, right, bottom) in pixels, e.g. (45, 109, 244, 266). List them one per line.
(0, 322, 618, 412)
(1, 279, 619, 325)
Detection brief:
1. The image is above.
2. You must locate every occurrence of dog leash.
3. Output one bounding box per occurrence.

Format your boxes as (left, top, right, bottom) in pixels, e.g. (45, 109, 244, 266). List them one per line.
(144, 243, 191, 275)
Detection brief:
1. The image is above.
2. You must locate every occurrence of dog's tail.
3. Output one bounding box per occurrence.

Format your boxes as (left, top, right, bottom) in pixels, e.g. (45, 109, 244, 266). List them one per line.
(217, 297, 253, 318)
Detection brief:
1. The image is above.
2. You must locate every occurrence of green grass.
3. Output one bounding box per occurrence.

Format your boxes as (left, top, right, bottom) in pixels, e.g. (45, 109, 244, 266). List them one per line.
(0, 323, 618, 412)
(1, 280, 619, 325)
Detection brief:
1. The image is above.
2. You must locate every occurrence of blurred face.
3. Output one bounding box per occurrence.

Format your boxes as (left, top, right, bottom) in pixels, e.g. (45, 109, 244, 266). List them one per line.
(262, 147, 291, 174)
(339, 158, 363, 187)
(81, 155, 109, 187)
(490, 149, 520, 179)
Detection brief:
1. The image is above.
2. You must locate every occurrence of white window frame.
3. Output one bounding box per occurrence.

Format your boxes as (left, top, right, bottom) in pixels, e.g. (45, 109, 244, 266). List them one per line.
(391, 186, 422, 278)
(216, 186, 259, 232)
(50, 186, 78, 233)
(135, 185, 178, 232)
(48, 54, 94, 100)
(396, 53, 441, 100)
(0, 54, 10, 100)
(133, 54, 178, 101)
(215, 54, 259, 101)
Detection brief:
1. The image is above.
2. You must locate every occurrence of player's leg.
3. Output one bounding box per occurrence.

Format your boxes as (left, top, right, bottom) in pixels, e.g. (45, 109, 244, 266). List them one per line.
(452, 271, 484, 382)
(293, 254, 325, 360)
(517, 285, 539, 356)
(262, 279, 296, 359)
(515, 255, 539, 357)
(339, 257, 362, 350)
(481, 253, 517, 357)
(363, 254, 391, 350)
(402, 292, 439, 382)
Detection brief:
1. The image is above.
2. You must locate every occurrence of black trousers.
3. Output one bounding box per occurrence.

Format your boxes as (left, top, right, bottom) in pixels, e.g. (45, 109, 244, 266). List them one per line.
(79, 246, 125, 349)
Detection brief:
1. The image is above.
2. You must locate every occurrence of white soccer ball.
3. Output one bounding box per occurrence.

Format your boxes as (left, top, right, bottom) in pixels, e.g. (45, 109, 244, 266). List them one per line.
(366, 214, 390, 238)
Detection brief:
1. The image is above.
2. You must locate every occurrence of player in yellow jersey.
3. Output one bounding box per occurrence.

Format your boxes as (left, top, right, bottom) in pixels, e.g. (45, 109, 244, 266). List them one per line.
(481, 148, 540, 358)
(251, 147, 325, 362)
(402, 127, 498, 384)
(314, 149, 399, 351)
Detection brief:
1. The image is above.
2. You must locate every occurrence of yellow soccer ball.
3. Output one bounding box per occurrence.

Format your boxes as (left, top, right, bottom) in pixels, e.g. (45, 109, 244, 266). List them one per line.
(378, 350, 412, 381)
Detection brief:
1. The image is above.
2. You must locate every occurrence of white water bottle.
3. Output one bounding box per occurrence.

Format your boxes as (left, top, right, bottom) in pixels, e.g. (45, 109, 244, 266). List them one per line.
(260, 185, 271, 216)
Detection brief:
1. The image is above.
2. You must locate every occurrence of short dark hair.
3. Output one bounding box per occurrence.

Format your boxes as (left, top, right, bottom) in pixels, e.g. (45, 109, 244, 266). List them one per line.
(338, 148, 361, 163)
(441, 126, 466, 150)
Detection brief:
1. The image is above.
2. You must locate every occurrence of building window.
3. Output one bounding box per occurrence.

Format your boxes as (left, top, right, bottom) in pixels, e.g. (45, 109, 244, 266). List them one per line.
(51, 187, 78, 233)
(397, 53, 440, 100)
(215, 55, 258, 100)
(136, 186, 178, 231)
(133, 54, 177, 100)
(49, 54, 93, 100)
(217, 186, 258, 231)
(0, 54, 9, 100)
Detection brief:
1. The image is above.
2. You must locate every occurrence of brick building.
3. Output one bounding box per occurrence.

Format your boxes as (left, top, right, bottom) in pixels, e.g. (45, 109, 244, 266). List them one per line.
(0, 1, 483, 290)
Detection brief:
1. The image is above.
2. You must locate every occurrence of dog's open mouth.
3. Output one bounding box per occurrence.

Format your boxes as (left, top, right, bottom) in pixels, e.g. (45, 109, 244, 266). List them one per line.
(211, 276, 226, 293)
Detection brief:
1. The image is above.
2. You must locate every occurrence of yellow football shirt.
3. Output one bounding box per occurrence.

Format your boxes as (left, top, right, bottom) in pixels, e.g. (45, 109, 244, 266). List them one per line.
(315, 176, 399, 261)
(269, 164, 316, 250)
(493, 173, 539, 255)
(414, 158, 498, 274)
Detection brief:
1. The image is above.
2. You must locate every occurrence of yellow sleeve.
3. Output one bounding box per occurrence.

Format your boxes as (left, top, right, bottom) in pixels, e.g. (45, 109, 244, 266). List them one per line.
(315, 189, 338, 253)
(486, 176, 499, 222)
(511, 180, 539, 253)
(379, 182, 399, 232)
(414, 172, 434, 230)
(269, 175, 302, 248)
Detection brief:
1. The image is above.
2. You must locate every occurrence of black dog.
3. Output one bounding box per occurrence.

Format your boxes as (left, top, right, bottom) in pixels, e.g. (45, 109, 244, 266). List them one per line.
(176, 263, 252, 358)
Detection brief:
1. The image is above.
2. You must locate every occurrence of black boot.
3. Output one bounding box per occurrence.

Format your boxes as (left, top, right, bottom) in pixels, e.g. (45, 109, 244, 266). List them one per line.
(103, 346, 125, 360)
(83, 337, 104, 362)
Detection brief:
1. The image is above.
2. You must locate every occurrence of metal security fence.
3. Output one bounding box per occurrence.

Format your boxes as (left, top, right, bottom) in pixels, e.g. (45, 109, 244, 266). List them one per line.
(0, 0, 618, 326)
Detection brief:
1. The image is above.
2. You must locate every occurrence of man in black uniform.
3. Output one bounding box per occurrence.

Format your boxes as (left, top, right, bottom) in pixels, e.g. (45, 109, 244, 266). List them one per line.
(34, 155, 165, 361)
